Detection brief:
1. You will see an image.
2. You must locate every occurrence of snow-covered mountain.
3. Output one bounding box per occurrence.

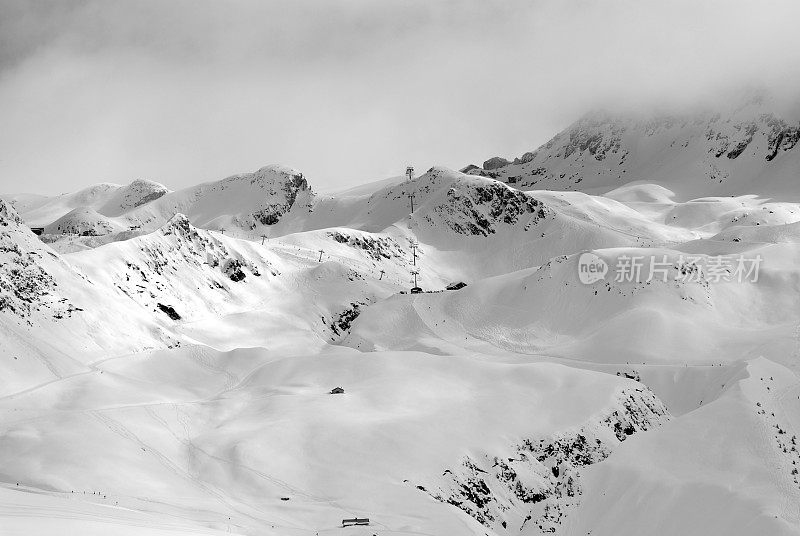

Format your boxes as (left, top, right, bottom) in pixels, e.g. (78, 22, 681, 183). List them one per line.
(1, 165, 310, 248)
(471, 95, 800, 199)
(4, 179, 171, 226)
(121, 165, 312, 232)
(2, 98, 800, 536)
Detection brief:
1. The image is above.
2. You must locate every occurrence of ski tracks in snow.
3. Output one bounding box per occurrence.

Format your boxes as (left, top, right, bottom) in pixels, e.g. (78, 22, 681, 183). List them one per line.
(88, 408, 287, 531)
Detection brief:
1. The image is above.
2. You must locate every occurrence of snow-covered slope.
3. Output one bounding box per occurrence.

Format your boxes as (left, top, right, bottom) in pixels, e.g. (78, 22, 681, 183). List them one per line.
(6, 182, 128, 227)
(343, 243, 800, 365)
(273, 167, 701, 283)
(121, 165, 312, 232)
(0, 199, 405, 395)
(0, 347, 670, 536)
(3, 98, 800, 535)
(98, 178, 171, 217)
(475, 95, 800, 199)
(0, 199, 171, 395)
(67, 213, 411, 353)
(569, 357, 800, 536)
(2, 166, 309, 244)
(43, 207, 126, 236)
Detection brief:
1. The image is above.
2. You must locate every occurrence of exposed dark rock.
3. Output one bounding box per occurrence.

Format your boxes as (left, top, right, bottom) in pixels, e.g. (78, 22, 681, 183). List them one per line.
(156, 303, 181, 320)
(248, 171, 309, 227)
(330, 303, 363, 337)
(513, 151, 536, 165)
(326, 231, 404, 261)
(0, 200, 23, 226)
(418, 388, 669, 533)
(616, 370, 641, 382)
(0, 201, 66, 318)
(560, 114, 624, 161)
(222, 259, 247, 282)
(483, 157, 511, 170)
(433, 182, 550, 237)
(764, 115, 800, 161)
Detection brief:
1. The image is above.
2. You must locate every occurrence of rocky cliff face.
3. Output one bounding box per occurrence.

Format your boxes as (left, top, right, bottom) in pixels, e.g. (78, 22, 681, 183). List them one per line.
(483, 156, 511, 170)
(415, 386, 670, 534)
(0, 199, 22, 226)
(105, 214, 275, 322)
(0, 200, 74, 318)
(479, 96, 800, 196)
(244, 167, 310, 227)
(421, 172, 551, 237)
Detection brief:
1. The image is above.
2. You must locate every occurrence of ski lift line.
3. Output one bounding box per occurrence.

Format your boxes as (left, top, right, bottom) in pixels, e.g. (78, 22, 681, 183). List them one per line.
(556, 210, 685, 245)
(418, 300, 746, 369)
(172, 214, 782, 260)
(562, 210, 791, 248)
(405, 290, 764, 370)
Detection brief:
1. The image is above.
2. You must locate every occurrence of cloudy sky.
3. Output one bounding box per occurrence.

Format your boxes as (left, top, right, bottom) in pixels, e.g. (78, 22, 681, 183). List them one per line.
(1, 0, 799, 195)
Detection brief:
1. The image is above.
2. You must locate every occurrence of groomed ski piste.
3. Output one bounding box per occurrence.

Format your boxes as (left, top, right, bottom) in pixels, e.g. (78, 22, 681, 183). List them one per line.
(2, 95, 800, 536)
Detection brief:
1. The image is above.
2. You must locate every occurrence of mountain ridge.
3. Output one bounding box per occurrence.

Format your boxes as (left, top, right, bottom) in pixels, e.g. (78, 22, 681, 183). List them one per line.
(2, 99, 800, 535)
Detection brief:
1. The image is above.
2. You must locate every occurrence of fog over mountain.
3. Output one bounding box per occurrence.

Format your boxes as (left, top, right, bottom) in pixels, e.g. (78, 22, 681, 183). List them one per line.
(2, 0, 800, 194)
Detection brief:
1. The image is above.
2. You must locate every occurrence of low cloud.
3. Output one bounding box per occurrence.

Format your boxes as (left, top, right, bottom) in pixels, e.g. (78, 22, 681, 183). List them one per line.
(1, 0, 799, 194)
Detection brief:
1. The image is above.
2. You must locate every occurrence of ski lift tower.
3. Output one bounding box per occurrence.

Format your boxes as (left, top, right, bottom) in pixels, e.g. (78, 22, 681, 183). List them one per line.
(409, 239, 418, 266)
(406, 166, 416, 213)
(410, 269, 422, 294)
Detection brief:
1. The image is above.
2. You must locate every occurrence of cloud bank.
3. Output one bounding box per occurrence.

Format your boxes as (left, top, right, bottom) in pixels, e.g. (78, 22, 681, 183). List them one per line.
(1, 0, 800, 194)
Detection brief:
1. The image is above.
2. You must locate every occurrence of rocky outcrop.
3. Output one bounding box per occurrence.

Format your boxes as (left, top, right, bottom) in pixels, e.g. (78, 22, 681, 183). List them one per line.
(561, 114, 624, 161)
(326, 231, 405, 261)
(245, 167, 310, 227)
(707, 114, 800, 162)
(0, 199, 23, 226)
(478, 97, 800, 192)
(427, 180, 550, 237)
(112, 214, 270, 313)
(415, 387, 669, 534)
(513, 151, 537, 165)
(764, 114, 800, 161)
(155, 214, 265, 280)
(328, 302, 364, 339)
(0, 200, 77, 319)
(483, 156, 511, 170)
(222, 258, 247, 282)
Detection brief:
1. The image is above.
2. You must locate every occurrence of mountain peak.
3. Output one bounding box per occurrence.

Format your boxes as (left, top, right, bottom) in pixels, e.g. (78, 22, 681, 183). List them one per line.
(475, 96, 800, 198)
(254, 163, 304, 177)
(160, 212, 194, 238)
(223, 164, 309, 190)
